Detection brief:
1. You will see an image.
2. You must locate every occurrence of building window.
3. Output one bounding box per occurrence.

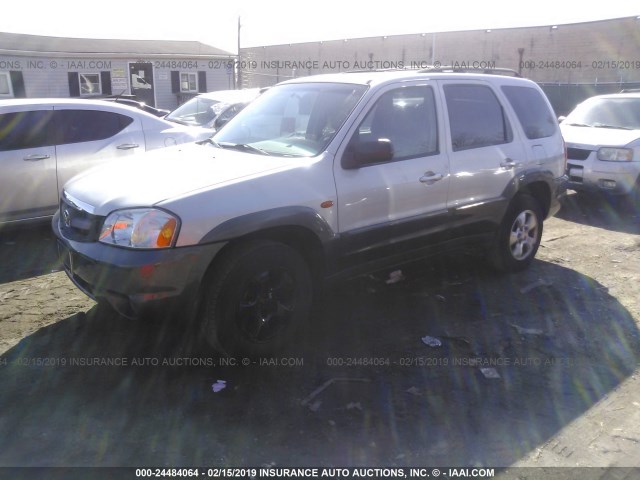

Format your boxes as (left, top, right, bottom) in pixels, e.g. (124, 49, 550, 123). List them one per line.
(0, 72, 13, 97)
(180, 72, 198, 92)
(79, 73, 102, 96)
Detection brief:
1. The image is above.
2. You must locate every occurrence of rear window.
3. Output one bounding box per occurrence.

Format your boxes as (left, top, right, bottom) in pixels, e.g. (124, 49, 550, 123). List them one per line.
(502, 85, 557, 139)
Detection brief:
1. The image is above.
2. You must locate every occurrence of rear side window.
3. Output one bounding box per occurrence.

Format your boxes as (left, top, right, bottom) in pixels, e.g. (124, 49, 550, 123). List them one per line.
(0, 110, 55, 151)
(55, 110, 134, 145)
(502, 86, 557, 139)
(444, 84, 512, 152)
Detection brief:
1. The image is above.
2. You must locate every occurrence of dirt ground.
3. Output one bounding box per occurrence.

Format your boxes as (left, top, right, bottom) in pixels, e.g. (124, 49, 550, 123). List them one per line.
(0, 192, 639, 476)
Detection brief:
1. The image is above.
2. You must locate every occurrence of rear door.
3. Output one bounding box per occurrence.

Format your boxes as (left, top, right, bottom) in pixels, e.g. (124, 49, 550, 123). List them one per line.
(499, 83, 565, 179)
(439, 80, 527, 235)
(53, 106, 146, 192)
(0, 106, 57, 222)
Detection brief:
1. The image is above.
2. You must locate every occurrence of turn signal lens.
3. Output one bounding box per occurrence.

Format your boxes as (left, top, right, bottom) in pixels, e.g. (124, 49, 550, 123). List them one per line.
(156, 218, 178, 248)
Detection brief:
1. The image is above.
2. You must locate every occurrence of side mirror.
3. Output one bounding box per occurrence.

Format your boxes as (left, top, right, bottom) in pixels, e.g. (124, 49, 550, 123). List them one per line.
(342, 139, 393, 169)
(557, 116, 566, 124)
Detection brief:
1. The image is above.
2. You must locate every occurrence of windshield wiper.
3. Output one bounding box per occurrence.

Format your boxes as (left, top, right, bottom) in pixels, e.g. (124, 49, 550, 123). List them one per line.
(196, 138, 221, 147)
(592, 123, 633, 130)
(165, 117, 191, 126)
(216, 141, 271, 156)
(564, 122, 591, 127)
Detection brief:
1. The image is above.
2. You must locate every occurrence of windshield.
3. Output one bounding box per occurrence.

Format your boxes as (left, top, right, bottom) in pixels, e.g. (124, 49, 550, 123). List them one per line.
(212, 82, 368, 157)
(564, 97, 640, 130)
(165, 97, 222, 127)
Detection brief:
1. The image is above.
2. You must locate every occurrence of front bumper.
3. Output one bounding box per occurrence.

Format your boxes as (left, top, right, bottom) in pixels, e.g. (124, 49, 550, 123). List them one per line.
(53, 212, 225, 319)
(549, 174, 568, 218)
(566, 157, 640, 196)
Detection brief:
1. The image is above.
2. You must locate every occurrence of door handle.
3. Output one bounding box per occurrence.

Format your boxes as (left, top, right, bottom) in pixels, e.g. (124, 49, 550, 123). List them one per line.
(117, 143, 140, 150)
(23, 154, 50, 161)
(419, 172, 444, 185)
(500, 159, 518, 170)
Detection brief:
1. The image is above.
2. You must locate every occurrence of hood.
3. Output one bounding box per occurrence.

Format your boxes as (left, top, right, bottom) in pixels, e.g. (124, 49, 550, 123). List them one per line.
(162, 125, 214, 143)
(64, 142, 301, 216)
(560, 124, 640, 148)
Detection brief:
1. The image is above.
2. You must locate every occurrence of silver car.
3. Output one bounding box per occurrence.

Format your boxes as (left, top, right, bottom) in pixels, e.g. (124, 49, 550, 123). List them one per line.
(561, 93, 640, 208)
(0, 98, 212, 225)
(165, 88, 264, 132)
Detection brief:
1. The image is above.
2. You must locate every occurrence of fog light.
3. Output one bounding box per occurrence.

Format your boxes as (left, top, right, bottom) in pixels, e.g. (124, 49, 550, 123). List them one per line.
(602, 180, 616, 189)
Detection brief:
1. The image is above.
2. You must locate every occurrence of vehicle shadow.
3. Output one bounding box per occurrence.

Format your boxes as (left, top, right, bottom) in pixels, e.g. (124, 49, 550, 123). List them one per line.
(0, 223, 61, 284)
(557, 191, 640, 234)
(0, 256, 638, 467)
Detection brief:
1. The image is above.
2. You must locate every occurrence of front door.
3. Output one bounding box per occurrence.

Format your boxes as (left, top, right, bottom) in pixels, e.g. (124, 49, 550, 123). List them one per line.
(129, 62, 156, 107)
(333, 83, 450, 267)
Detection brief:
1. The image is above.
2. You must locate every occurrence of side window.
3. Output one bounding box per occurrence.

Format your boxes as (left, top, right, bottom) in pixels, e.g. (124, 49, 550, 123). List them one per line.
(501, 85, 557, 139)
(0, 72, 13, 98)
(444, 84, 512, 152)
(351, 85, 438, 162)
(0, 110, 55, 151)
(55, 110, 134, 145)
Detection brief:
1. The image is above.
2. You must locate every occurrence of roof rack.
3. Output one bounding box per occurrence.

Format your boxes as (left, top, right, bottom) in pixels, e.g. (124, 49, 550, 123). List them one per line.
(419, 66, 521, 77)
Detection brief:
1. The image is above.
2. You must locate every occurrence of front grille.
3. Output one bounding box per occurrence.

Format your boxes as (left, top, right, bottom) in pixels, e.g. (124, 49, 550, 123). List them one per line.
(59, 198, 105, 242)
(566, 147, 591, 161)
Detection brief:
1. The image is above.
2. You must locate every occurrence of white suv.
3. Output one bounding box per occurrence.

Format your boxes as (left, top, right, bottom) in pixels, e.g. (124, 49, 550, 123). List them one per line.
(561, 92, 640, 208)
(54, 70, 566, 355)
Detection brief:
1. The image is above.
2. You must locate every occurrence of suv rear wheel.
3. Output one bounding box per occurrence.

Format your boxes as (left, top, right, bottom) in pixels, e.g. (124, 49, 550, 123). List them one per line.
(200, 240, 312, 356)
(490, 194, 543, 272)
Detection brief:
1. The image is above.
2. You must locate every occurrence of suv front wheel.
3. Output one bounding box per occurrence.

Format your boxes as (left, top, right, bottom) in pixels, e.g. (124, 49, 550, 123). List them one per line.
(490, 194, 544, 272)
(200, 240, 313, 356)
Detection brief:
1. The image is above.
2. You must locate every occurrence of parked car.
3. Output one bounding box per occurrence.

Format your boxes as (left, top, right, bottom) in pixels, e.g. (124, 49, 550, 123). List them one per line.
(561, 93, 640, 209)
(0, 98, 211, 225)
(165, 88, 264, 132)
(54, 70, 566, 355)
(101, 96, 170, 117)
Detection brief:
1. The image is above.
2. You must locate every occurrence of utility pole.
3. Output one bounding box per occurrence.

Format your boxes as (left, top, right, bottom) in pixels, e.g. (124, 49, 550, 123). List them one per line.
(237, 16, 242, 89)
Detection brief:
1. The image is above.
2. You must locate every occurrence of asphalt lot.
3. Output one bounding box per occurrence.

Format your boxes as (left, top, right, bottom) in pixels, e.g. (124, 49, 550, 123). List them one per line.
(0, 194, 639, 478)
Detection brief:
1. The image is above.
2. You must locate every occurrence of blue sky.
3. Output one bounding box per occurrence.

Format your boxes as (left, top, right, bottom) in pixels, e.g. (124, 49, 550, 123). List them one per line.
(1, 0, 639, 54)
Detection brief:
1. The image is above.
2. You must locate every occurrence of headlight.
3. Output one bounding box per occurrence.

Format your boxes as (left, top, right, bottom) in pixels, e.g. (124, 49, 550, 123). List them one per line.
(597, 147, 633, 162)
(99, 208, 179, 249)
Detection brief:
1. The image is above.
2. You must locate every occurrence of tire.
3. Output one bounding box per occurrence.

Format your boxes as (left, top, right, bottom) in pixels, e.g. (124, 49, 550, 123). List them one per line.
(200, 240, 313, 357)
(490, 194, 544, 272)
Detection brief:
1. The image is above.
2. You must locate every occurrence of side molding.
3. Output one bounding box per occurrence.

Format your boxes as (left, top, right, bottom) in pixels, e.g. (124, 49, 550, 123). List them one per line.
(198, 206, 336, 245)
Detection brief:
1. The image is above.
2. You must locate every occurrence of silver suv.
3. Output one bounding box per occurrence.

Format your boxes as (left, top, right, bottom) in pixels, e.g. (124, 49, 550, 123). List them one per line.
(54, 70, 566, 355)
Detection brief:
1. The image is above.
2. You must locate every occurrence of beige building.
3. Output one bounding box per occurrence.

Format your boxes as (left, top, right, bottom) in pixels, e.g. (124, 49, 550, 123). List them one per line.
(239, 16, 640, 113)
